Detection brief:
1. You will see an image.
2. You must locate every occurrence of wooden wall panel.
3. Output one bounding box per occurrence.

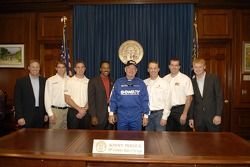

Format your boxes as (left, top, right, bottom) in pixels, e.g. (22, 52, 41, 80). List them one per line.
(239, 12, 250, 106)
(38, 12, 72, 40)
(0, 13, 36, 104)
(229, 10, 250, 139)
(40, 43, 62, 77)
(231, 109, 250, 139)
(38, 11, 72, 78)
(233, 10, 250, 108)
(198, 9, 232, 39)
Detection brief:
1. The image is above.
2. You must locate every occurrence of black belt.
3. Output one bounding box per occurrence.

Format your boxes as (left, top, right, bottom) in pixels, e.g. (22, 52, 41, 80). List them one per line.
(51, 105, 68, 109)
(150, 109, 163, 114)
(172, 104, 185, 109)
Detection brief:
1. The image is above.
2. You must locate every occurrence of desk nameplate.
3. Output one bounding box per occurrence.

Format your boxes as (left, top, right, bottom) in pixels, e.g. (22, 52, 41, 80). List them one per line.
(92, 139, 144, 155)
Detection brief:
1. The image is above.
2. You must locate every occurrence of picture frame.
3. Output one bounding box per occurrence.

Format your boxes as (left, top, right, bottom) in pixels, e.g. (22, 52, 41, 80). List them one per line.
(243, 41, 250, 73)
(0, 44, 24, 68)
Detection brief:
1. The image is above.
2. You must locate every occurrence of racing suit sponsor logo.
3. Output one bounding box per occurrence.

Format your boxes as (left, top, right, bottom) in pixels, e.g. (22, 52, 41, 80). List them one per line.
(120, 90, 140, 95)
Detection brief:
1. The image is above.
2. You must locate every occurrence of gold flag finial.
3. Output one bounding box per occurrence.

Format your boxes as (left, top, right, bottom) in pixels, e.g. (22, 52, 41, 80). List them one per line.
(61, 16, 67, 27)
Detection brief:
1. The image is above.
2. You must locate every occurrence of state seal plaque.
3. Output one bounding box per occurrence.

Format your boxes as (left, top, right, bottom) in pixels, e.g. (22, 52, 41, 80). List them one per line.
(118, 40, 144, 64)
(96, 141, 107, 152)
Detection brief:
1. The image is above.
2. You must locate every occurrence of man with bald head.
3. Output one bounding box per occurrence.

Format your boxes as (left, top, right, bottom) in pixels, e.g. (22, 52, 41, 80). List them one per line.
(14, 59, 47, 128)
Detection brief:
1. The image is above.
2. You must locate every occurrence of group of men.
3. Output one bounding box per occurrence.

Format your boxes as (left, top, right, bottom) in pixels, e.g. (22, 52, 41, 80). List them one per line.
(14, 59, 113, 130)
(14, 57, 223, 132)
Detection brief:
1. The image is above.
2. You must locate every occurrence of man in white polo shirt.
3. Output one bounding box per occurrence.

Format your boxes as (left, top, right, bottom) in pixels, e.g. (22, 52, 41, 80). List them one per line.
(44, 61, 68, 129)
(64, 60, 90, 129)
(144, 60, 172, 131)
(164, 57, 193, 131)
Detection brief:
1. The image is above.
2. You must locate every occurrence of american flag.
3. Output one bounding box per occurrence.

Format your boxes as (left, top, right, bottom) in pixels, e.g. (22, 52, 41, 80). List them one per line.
(191, 15, 199, 79)
(61, 16, 72, 76)
(192, 15, 198, 60)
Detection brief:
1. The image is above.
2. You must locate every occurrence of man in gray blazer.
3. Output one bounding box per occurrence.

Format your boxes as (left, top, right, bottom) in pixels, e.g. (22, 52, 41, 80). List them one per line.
(88, 61, 114, 130)
(189, 58, 223, 132)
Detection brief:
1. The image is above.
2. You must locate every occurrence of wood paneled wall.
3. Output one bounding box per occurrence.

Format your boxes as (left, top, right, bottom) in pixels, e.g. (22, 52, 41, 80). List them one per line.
(0, 0, 250, 138)
(0, 11, 72, 103)
(231, 10, 250, 138)
(0, 13, 37, 103)
(38, 11, 72, 77)
(197, 8, 250, 138)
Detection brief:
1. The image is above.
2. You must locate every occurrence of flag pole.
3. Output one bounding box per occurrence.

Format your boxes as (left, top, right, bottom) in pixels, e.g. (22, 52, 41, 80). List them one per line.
(61, 16, 67, 61)
(60, 16, 71, 76)
(192, 12, 199, 61)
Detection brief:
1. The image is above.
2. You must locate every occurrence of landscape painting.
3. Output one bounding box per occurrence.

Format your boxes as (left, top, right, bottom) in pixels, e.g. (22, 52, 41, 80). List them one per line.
(0, 44, 24, 68)
(243, 42, 250, 73)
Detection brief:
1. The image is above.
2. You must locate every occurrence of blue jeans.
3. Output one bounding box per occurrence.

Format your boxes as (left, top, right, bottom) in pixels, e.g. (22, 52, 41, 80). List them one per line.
(146, 110, 165, 131)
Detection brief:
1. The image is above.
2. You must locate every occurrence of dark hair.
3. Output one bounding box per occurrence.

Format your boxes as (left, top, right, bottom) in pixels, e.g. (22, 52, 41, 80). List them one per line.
(55, 60, 66, 67)
(100, 60, 110, 68)
(169, 57, 181, 66)
(148, 60, 160, 68)
(74, 60, 86, 68)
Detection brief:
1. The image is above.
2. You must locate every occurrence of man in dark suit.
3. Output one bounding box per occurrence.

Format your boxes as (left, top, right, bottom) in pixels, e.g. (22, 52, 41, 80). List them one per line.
(189, 58, 223, 132)
(14, 59, 48, 128)
(88, 60, 113, 130)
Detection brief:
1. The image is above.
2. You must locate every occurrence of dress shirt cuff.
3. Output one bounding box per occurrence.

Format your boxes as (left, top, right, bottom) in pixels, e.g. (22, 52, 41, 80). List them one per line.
(143, 114, 148, 118)
(46, 109, 53, 117)
(109, 112, 114, 116)
(161, 115, 168, 120)
(162, 109, 170, 120)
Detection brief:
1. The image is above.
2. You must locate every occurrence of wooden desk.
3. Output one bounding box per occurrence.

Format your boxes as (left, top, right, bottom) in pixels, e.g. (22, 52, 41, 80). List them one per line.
(0, 129, 249, 167)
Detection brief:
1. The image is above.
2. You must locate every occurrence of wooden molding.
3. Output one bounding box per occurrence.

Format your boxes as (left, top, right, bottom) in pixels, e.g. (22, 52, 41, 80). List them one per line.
(68, 0, 199, 5)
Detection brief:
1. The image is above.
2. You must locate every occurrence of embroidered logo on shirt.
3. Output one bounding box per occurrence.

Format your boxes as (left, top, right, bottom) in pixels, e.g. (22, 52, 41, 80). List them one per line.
(120, 90, 140, 95)
(175, 82, 180, 86)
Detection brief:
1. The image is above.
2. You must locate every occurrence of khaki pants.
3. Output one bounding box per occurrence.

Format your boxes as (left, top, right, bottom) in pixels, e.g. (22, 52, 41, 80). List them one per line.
(49, 108, 68, 129)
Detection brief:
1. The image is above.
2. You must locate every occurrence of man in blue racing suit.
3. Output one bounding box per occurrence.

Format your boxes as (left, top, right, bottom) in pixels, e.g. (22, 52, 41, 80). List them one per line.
(108, 60, 150, 130)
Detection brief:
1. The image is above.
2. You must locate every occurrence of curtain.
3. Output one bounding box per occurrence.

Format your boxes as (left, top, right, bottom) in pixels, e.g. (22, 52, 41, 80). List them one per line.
(73, 4, 194, 80)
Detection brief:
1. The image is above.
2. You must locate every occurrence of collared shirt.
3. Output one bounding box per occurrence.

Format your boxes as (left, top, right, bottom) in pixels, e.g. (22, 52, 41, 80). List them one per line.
(44, 74, 68, 117)
(144, 76, 172, 120)
(164, 72, 193, 106)
(64, 75, 89, 107)
(29, 74, 39, 107)
(101, 75, 110, 103)
(196, 72, 206, 97)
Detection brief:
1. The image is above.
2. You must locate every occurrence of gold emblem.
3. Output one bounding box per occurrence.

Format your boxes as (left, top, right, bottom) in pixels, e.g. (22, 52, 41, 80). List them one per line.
(118, 40, 144, 64)
(96, 141, 107, 152)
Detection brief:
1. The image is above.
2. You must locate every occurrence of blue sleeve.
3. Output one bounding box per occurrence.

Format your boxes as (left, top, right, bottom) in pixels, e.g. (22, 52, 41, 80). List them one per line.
(140, 81, 150, 115)
(109, 80, 119, 113)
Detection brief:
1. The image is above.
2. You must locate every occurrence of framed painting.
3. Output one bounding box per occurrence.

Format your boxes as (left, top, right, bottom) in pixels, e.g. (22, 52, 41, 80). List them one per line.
(0, 44, 24, 68)
(243, 41, 250, 73)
